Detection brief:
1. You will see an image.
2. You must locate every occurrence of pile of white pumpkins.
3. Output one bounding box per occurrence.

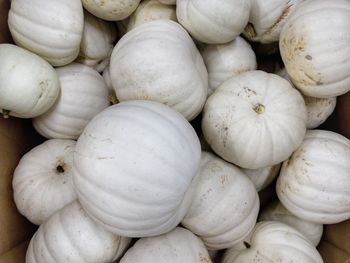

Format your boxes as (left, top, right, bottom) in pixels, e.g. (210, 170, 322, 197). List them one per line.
(1, 0, 350, 262)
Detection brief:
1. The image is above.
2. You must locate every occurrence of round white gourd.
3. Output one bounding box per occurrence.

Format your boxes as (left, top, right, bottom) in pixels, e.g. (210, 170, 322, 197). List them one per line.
(182, 151, 260, 250)
(176, 0, 251, 44)
(33, 63, 110, 140)
(126, 0, 177, 32)
(8, 0, 84, 66)
(81, 0, 141, 21)
(13, 139, 77, 225)
(259, 200, 323, 246)
(276, 130, 350, 224)
(26, 201, 131, 263)
(73, 100, 201, 237)
(222, 221, 323, 263)
(244, 0, 304, 43)
(279, 0, 350, 98)
(201, 37, 257, 95)
(0, 44, 60, 118)
(109, 20, 208, 121)
(202, 70, 307, 169)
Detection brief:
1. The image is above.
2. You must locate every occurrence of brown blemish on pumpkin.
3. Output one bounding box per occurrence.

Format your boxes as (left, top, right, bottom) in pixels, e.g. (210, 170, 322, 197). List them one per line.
(198, 252, 211, 263)
(262, 2, 293, 38)
(305, 55, 312, 60)
(55, 159, 68, 175)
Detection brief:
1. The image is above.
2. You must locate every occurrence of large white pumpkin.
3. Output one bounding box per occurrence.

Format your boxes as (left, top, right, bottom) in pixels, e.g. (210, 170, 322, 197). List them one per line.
(202, 70, 307, 169)
(277, 130, 350, 224)
(120, 227, 211, 263)
(182, 151, 259, 250)
(176, 0, 251, 44)
(33, 63, 110, 140)
(0, 44, 60, 118)
(279, 0, 350, 98)
(8, 0, 84, 66)
(73, 100, 201, 237)
(26, 201, 131, 263)
(109, 20, 208, 121)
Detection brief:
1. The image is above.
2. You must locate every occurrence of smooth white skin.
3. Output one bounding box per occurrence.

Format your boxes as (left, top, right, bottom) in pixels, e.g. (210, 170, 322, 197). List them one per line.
(201, 37, 257, 95)
(8, 0, 84, 66)
(73, 100, 201, 237)
(277, 130, 350, 224)
(81, 0, 141, 21)
(33, 63, 110, 140)
(202, 70, 307, 169)
(26, 201, 131, 263)
(279, 0, 350, 98)
(244, 0, 304, 43)
(259, 201, 323, 246)
(110, 20, 208, 121)
(76, 11, 117, 67)
(126, 0, 177, 31)
(182, 152, 260, 250)
(13, 139, 77, 225)
(222, 221, 324, 263)
(120, 227, 211, 263)
(176, 0, 251, 44)
(0, 44, 60, 118)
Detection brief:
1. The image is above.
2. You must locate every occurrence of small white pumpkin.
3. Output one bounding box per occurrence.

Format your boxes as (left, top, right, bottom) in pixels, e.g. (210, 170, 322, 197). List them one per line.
(276, 130, 350, 224)
(8, 0, 84, 66)
(76, 11, 117, 67)
(222, 221, 324, 263)
(0, 44, 60, 118)
(81, 0, 141, 21)
(176, 0, 251, 44)
(73, 100, 201, 237)
(33, 63, 110, 140)
(202, 70, 307, 169)
(26, 201, 131, 263)
(120, 227, 211, 263)
(259, 200, 323, 246)
(126, 0, 177, 31)
(182, 151, 260, 250)
(109, 20, 208, 121)
(201, 37, 257, 95)
(279, 0, 350, 98)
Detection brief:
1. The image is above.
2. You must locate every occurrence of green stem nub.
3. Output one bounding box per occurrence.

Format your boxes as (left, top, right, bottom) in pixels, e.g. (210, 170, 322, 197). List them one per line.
(254, 104, 265, 114)
(108, 94, 118, 105)
(244, 23, 257, 38)
(1, 109, 10, 119)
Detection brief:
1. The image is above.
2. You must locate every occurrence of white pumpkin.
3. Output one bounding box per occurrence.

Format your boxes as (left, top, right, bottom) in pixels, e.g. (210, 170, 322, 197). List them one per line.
(202, 70, 307, 169)
(259, 200, 323, 246)
(0, 44, 60, 118)
(26, 201, 131, 263)
(76, 11, 117, 67)
(103, 65, 119, 105)
(276, 130, 350, 224)
(176, 0, 251, 44)
(241, 163, 281, 192)
(279, 0, 350, 98)
(33, 63, 110, 140)
(120, 227, 211, 263)
(8, 0, 84, 66)
(182, 151, 259, 250)
(109, 20, 208, 121)
(81, 0, 141, 21)
(222, 221, 324, 263)
(158, 0, 176, 5)
(244, 0, 304, 43)
(73, 100, 201, 237)
(126, 0, 177, 31)
(201, 37, 257, 95)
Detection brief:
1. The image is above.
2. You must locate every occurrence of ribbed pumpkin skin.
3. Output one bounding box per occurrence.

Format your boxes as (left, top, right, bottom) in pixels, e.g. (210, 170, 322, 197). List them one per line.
(182, 152, 259, 250)
(33, 63, 110, 140)
(120, 227, 211, 263)
(279, 0, 350, 98)
(222, 221, 324, 263)
(73, 100, 201, 237)
(202, 70, 307, 169)
(109, 20, 208, 121)
(8, 0, 84, 66)
(26, 201, 131, 263)
(277, 130, 350, 224)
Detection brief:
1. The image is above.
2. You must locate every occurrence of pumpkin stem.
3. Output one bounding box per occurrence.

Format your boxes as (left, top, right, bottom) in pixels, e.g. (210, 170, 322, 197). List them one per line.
(1, 109, 10, 119)
(55, 159, 67, 174)
(108, 93, 118, 105)
(244, 23, 257, 39)
(254, 103, 265, 114)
